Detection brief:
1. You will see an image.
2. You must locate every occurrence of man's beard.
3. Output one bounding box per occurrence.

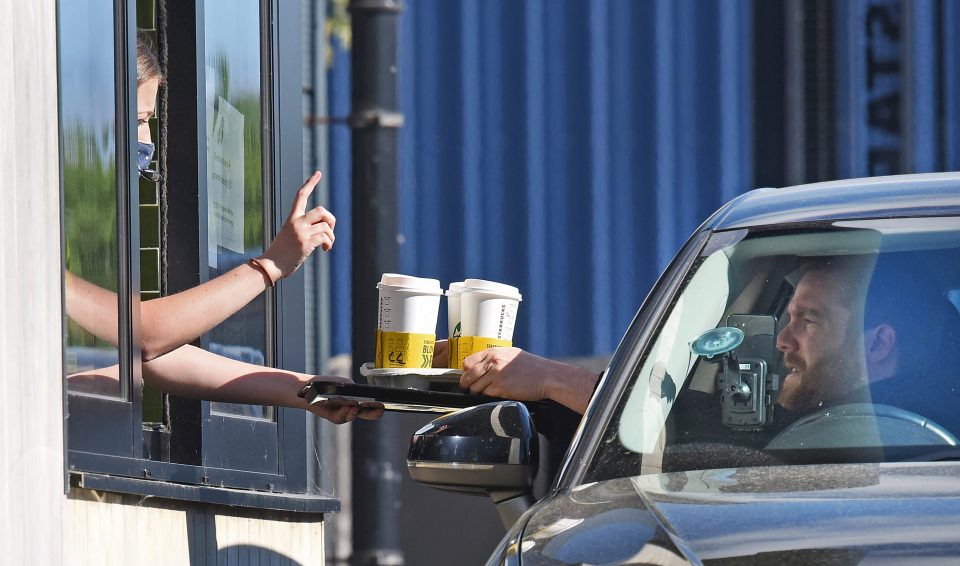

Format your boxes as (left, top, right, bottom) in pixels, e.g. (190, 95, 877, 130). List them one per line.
(778, 350, 865, 412)
(778, 354, 833, 412)
(779, 365, 820, 412)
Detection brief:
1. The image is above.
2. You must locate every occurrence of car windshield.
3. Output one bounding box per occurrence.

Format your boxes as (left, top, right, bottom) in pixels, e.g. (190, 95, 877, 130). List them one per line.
(585, 216, 960, 483)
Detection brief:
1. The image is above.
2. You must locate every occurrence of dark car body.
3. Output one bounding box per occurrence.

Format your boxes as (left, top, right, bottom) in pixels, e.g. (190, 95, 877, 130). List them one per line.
(489, 174, 960, 564)
(515, 463, 960, 564)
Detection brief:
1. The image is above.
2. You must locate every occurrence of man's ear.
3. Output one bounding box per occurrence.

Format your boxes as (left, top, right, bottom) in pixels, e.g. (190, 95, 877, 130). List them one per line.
(865, 323, 896, 364)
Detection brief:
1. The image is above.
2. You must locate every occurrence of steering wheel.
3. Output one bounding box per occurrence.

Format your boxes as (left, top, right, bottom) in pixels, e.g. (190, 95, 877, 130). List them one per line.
(766, 403, 959, 452)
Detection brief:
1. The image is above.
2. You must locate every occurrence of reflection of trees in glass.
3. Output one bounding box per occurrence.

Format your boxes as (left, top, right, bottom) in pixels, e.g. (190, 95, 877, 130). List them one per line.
(237, 95, 262, 250)
(63, 122, 118, 348)
(209, 49, 263, 251)
(209, 50, 231, 107)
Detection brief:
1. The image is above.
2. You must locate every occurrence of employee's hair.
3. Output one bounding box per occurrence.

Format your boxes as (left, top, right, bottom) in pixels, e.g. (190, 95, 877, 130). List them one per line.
(136, 32, 164, 86)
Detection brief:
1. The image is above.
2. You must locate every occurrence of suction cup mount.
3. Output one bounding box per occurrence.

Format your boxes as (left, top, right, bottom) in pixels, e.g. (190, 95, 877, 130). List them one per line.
(690, 327, 744, 361)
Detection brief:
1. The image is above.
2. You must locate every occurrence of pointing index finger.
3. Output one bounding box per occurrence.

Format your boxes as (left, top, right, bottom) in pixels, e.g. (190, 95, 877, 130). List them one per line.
(288, 171, 322, 220)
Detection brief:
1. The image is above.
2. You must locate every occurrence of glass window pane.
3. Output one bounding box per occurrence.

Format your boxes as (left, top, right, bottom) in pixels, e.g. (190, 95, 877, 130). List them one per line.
(61, 0, 121, 397)
(204, 0, 273, 419)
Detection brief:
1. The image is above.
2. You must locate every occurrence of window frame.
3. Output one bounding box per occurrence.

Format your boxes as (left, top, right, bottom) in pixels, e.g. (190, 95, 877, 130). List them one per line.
(62, 0, 330, 510)
(555, 230, 713, 490)
(63, 0, 142, 462)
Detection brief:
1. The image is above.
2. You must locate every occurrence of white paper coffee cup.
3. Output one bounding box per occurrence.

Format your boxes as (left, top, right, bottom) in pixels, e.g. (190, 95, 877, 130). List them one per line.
(376, 273, 402, 330)
(460, 278, 522, 341)
(376, 274, 442, 334)
(375, 274, 442, 369)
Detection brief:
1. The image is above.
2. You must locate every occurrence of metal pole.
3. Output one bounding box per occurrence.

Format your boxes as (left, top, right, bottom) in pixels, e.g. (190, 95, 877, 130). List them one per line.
(349, 0, 404, 565)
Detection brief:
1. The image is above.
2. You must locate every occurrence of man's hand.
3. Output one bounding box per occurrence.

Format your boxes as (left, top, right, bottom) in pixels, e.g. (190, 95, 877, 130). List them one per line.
(432, 339, 449, 368)
(460, 347, 600, 414)
(258, 171, 336, 282)
(460, 347, 552, 401)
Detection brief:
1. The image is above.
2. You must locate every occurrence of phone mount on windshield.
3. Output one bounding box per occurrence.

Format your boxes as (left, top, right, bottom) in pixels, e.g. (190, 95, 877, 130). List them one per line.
(691, 326, 776, 431)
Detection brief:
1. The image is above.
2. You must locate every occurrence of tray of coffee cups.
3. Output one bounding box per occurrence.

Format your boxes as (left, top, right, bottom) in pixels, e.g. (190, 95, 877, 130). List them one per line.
(367, 274, 523, 393)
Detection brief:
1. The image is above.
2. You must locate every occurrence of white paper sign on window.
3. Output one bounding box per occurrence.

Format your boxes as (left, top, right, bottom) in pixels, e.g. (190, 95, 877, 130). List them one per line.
(206, 95, 245, 264)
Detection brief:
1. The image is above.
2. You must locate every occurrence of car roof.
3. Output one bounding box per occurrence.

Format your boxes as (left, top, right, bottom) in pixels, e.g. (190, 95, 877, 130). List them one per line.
(707, 172, 960, 231)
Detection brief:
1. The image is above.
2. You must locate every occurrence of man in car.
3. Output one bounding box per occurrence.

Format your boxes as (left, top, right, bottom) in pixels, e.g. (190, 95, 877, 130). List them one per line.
(773, 255, 875, 414)
(778, 254, 960, 425)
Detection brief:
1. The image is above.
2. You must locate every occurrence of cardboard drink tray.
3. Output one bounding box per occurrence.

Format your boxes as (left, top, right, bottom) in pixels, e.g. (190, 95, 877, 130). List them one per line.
(358, 362, 462, 391)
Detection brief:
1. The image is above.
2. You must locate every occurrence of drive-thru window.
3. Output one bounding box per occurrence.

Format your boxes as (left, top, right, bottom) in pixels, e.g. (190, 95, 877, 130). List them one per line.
(60, 0, 334, 533)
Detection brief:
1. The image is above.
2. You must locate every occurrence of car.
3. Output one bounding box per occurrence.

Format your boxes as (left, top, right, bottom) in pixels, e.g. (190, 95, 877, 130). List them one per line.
(405, 173, 960, 564)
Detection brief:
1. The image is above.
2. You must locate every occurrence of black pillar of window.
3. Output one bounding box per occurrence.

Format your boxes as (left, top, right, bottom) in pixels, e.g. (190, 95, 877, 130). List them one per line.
(159, 0, 206, 465)
(349, 0, 405, 564)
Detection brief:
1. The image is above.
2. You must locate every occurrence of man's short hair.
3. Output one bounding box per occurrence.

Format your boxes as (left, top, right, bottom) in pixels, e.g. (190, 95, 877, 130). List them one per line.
(796, 254, 875, 313)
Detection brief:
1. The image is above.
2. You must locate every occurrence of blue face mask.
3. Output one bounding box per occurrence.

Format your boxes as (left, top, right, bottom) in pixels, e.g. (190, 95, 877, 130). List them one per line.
(137, 141, 160, 181)
(137, 141, 155, 172)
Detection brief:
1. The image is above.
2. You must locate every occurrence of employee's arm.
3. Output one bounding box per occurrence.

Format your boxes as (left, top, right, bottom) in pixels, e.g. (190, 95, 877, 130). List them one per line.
(66, 262, 277, 360)
(65, 172, 334, 361)
(67, 347, 380, 424)
(137, 345, 381, 423)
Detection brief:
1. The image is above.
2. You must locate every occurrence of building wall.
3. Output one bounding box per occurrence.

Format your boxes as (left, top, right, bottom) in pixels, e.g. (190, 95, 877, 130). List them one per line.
(0, 0, 65, 563)
(326, 0, 960, 364)
(66, 489, 324, 565)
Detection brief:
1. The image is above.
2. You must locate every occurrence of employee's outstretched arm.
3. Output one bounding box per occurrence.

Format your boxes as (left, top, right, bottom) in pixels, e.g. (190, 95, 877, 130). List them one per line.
(68, 344, 383, 424)
(65, 172, 333, 361)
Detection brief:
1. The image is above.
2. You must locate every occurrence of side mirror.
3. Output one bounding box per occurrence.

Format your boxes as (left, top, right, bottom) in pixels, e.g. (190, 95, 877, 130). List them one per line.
(406, 401, 539, 529)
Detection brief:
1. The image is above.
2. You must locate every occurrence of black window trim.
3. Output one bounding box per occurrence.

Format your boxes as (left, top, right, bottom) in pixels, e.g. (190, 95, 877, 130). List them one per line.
(75, 473, 337, 515)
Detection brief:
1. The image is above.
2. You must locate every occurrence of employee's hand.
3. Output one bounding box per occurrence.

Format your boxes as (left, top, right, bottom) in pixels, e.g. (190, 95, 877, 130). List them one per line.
(302, 374, 384, 424)
(309, 397, 384, 424)
(460, 347, 551, 401)
(258, 171, 336, 282)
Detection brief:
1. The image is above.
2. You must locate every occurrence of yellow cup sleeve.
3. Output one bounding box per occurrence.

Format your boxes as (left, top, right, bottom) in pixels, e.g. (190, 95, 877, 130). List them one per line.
(375, 330, 436, 369)
(448, 336, 460, 369)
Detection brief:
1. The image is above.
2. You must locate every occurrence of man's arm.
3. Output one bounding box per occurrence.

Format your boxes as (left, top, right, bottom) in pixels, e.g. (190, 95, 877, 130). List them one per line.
(460, 347, 599, 414)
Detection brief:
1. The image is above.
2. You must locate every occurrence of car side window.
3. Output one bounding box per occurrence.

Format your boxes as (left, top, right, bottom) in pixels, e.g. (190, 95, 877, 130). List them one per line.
(587, 221, 960, 485)
(617, 250, 730, 472)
